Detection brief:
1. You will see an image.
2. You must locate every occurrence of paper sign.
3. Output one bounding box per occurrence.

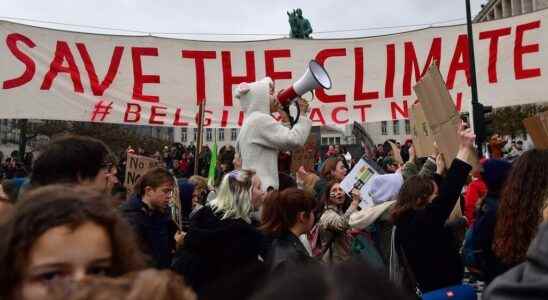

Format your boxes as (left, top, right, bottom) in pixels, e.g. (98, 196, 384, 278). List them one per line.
(124, 153, 162, 195)
(413, 64, 479, 170)
(340, 158, 380, 208)
(523, 111, 548, 149)
(410, 102, 436, 157)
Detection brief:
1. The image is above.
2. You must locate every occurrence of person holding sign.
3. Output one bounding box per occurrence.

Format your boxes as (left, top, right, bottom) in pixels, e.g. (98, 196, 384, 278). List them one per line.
(390, 122, 476, 293)
(120, 168, 178, 270)
(235, 77, 311, 192)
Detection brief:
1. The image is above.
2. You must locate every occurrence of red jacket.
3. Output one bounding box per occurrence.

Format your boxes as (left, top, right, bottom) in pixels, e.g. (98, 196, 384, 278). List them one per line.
(464, 178, 487, 226)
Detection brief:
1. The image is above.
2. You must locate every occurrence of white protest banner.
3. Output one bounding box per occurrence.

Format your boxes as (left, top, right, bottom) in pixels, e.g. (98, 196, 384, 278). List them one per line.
(124, 153, 162, 194)
(1, 9, 547, 127)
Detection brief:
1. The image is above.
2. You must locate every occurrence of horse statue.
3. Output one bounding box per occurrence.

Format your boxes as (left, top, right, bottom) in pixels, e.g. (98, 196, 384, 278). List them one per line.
(287, 8, 313, 39)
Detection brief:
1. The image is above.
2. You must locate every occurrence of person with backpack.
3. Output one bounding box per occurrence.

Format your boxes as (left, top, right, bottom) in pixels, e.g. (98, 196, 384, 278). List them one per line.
(390, 123, 476, 293)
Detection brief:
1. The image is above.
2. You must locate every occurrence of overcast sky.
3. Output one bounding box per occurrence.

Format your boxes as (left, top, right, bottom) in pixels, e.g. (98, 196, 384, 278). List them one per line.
(0, 0, 487, 40)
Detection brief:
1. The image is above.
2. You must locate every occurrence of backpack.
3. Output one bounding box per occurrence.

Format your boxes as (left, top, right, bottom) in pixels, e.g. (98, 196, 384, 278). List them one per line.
(350, 227, 385, 271)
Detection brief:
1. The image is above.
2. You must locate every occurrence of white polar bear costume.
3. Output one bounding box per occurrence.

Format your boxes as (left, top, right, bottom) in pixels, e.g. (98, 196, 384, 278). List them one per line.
(236, 77, 312, 191)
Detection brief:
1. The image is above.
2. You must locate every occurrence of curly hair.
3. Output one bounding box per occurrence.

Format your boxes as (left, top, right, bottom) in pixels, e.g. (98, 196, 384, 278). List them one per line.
(493, 149, 548, 266)
(0, 185, 146, 299)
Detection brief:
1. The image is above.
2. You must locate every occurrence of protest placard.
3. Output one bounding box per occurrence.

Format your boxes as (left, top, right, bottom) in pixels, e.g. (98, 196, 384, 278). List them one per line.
(413, 64, 479, 170)
(290, 133, 317, 174)
(523, 111, 548, 149)
(409, 102, 436, 157)
(340, 158, 381, 208)
(124, 153, 162, 195)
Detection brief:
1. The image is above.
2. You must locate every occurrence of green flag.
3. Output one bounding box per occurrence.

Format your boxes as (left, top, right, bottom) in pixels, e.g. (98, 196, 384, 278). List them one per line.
(208, 142, 218, 187)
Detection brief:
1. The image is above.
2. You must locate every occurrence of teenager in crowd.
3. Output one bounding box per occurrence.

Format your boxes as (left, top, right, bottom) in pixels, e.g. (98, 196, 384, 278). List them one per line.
(120, 168, 178, 269)
(318, 181, 360, 264)
(466, 158, 513, 283)
(390, 123, 476, 293)
(0, 185, 146, 300)
(483, 202, 548, 300)
(490, 149, 548, 280)
(172, 169, 267, 300)
(30, 135, 118, 194)
(261, 188, 317, 274)
(313, 156, 347, 202)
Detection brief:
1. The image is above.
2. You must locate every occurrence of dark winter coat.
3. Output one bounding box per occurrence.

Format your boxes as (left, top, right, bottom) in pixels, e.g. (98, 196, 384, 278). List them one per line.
(120, 195, 177, 269)
(395, 159, 471, 292)
(266, 231, 316, 274)
(171, 206, 267, 299)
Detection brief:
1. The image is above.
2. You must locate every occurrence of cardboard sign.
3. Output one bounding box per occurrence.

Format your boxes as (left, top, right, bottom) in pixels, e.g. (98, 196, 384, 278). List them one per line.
(410, 102, 436, 157)
(413, 64, 479, 170)
(290, 134, 317, 174)
(523, 111, 548, 149)
(124, 153, 162, 195)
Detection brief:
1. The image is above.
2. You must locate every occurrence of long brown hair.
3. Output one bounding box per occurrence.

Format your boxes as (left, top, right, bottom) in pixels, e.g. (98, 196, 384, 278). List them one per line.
(320, 157, 344, 182)
(493, 149, 548, 266)
(391, 175, 435, 222)
(0, 185, 146, 299)
(261, 188, 316, 237)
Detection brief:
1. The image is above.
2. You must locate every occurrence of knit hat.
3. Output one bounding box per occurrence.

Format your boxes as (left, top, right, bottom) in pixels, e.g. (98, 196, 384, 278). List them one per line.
(481, 159, 512, 194)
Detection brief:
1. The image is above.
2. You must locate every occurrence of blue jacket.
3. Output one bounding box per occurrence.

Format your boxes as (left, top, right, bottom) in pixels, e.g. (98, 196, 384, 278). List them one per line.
(120, 195, 177, 269)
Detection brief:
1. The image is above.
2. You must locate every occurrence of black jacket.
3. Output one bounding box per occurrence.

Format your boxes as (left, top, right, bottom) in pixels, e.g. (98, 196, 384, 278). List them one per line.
(119, 195, 177, 269)
(266, 231, 315, 274)
(172, 206, 267, 299)
(474, 193, 511, 283)
(395, 159, 471, 292)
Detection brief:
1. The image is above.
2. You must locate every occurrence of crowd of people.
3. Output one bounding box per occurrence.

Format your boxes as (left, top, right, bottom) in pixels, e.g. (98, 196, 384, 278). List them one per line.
(0, 118, 547, 300)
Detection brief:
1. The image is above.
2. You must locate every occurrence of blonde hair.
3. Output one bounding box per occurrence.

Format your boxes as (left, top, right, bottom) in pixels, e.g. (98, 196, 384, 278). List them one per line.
(209, 169, 255, 223)
(302, 173, 320, 195)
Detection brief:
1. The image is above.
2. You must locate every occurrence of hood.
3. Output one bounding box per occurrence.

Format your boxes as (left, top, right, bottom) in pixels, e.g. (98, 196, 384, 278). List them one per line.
(235, 77, 272, 115)
(482, 159, 512, 194)
(183, 206, 264, 257)
(178, 179, 195, 220)
(364, 173, 404, 206)
(483, 222, 548, 300)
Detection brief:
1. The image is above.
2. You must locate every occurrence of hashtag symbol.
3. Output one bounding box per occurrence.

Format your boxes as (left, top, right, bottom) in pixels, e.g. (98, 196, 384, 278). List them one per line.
(91, 100, 113, 122)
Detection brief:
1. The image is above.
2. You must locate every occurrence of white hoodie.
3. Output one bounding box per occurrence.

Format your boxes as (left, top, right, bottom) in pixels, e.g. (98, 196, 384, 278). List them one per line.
(236, 77, 312, 191)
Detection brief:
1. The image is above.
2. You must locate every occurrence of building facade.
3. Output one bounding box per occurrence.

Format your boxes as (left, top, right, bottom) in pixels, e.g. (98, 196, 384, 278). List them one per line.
(474, 0, 548, 21)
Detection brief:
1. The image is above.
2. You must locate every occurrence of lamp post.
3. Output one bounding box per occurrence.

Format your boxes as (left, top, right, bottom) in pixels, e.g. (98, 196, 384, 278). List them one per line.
(466, 0, 486, 155)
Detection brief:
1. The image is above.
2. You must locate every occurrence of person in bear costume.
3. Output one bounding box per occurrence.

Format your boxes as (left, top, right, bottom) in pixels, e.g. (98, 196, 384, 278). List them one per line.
(235, 77, 311, 192)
